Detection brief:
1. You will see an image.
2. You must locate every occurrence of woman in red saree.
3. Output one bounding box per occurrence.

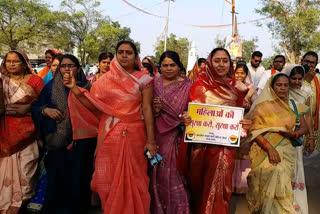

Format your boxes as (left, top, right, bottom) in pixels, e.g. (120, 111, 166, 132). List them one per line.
(178, 48, 251, 214)
(0, 50, 44, 213)
(63, 40, 156, 214)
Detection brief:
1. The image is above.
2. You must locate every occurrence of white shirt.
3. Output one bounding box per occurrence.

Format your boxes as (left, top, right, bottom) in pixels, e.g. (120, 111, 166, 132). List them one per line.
(257, 68, 280, 95)
(246, 63, 265, 87)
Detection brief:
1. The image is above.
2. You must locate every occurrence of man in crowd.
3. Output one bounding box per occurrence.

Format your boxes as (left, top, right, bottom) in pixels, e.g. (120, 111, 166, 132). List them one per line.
(257, 55, 286, 95)
(246, 51, 265, 87)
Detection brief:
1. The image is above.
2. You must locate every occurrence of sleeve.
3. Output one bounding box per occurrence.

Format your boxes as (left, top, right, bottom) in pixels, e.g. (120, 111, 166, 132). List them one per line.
(28, 75, 45, 95)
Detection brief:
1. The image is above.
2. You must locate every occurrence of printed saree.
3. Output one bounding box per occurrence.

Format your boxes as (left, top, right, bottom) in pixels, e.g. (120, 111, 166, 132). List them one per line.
(68, 57, 153, 214)
(245, 74, 309, 214)
(151, 75, 191, 214)
(0, 74, 44, 214)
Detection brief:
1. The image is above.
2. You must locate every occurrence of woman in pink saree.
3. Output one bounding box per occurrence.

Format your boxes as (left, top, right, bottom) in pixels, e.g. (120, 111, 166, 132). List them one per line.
(0, 50, 44, 213)
(63, 41, 156, 214)
(151, 51, 192, 214)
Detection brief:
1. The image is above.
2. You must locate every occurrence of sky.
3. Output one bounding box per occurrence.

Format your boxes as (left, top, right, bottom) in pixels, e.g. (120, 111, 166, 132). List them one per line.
(48, 0, 277, 59)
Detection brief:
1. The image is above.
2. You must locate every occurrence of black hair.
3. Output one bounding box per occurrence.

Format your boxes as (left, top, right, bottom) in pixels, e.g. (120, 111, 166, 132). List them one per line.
(197, 58, 206, 66)
(115, 40, 138, 57)
(210, 47, 233, 71)
(302, 51, 318, 63)
(159, 51, 184, 69)
(273, 55, 285, 63)
(52, 54, 63, 62)
(45, 49, 56, 58)
(60, 54, 81, 69)
(271, 73, 289, 88)
(235, 61, 249, 75)
(290, 66, 305, 78)
(98, 51, 114, 63)
(251, 51, 263, 58)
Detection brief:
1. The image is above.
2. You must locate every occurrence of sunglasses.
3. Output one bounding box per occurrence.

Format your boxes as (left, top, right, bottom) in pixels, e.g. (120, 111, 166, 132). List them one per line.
(254, 60, 262, 63)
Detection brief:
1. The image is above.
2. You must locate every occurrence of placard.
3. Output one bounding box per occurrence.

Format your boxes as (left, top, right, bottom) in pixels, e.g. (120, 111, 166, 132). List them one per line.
(184, 103, 244, 147)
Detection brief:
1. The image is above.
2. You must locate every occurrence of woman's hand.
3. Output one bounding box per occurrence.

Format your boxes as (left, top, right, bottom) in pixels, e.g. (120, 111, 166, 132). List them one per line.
(239, 119, 252, 130)
(153, 97, 162, 114)
(43, 108, 63, 120)
(63, 70, 76, 89)
(181, 111, 191, 126)
(279, 130, 296, 139)
(265, 143, 281, 164)
(144, 140, 157, 158)
(6, 104, 31, 117)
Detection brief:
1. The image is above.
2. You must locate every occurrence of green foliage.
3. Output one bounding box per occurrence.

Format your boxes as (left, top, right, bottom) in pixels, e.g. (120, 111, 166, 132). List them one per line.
(0, 0, 57, 50)
(154, 34, 189, 67)
(241, 38, 258, 63)
(256, 0, 320, 63)
(84, 21, 140, 63)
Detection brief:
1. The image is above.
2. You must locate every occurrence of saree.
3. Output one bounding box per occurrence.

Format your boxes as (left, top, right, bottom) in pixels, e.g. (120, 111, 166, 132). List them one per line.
(68, 56, 153, 214)
(151, 75, 192, 214)
(37, 66, 50, 79)
(0, 73, 44, 213)
(178, 53, 248, 214)
(245, 74, 309, 214)
(283, 64, 312, 213)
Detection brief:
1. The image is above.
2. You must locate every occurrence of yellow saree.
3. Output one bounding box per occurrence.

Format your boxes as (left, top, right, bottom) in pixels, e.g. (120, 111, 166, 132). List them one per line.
(244, 75, 309, 213)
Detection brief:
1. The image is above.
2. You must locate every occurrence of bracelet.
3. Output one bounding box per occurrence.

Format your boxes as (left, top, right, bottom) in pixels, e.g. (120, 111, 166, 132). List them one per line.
(259, 138, 269, 150)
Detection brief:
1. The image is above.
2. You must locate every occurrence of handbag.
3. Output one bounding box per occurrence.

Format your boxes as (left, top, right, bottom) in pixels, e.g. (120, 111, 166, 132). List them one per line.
(290, 99, 303, 147)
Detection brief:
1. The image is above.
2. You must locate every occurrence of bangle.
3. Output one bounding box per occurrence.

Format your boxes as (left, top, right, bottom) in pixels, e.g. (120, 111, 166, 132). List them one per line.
(259, 138, 269, 150)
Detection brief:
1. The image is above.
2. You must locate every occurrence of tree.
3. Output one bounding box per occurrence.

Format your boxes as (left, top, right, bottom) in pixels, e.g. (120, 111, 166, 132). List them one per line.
(61, 0, 102, 65)
(256, 0, 320, 63)
(0, 0, 57, 50)
(154, 34, 189, 68)
(84, 21, 140, 63)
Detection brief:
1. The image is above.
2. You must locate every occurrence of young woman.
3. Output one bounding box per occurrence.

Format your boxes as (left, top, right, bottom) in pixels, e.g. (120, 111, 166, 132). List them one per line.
(151, 51, 191, 214)
(38, 49, 57, 79)
(178, 48, 251, 214)
(63, 41, 156, 214)
(32, 54, 96, 214)
(89, 51, 114, 84)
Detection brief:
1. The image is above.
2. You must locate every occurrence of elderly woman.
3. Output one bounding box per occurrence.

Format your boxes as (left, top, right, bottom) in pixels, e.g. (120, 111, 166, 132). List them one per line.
(0, 50, 44, 213)
(63, 41, 156, 214)
(245, 73, 309, 213)
(31, 54, 96, 214)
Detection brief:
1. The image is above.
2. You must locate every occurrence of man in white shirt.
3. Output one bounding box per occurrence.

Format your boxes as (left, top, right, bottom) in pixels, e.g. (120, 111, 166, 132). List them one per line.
(257, 55, 286, 95)
(246, 51, 265, 87)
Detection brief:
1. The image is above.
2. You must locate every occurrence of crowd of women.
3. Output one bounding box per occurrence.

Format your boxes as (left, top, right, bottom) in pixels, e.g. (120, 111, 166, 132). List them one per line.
(0, 40, 319, 214)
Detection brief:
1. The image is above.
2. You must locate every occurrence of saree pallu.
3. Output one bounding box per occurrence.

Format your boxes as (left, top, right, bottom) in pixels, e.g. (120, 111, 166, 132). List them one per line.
(0, 75, 44, 214)
(37, 66, 50, 79)
(151, 76, 191, 214)
(68, 57, 153, 214)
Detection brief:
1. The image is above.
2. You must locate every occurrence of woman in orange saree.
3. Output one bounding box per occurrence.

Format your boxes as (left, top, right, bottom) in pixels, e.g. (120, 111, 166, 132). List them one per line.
(38, 49, 57, 79)
(178, 48, 250, 214)
(64, 41, 156, 214)
(0, 50, 44, 213)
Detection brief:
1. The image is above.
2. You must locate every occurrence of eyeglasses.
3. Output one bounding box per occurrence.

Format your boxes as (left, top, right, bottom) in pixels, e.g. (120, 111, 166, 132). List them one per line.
(6, 60, 22, 65)
(60, 64, 77, 69)
(254, 60, 262, 63)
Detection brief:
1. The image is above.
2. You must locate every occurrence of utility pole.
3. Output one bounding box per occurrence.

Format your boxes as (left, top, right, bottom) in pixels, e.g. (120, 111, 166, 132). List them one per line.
(164, 0, 174, 52)
(232, 0, 236, 36)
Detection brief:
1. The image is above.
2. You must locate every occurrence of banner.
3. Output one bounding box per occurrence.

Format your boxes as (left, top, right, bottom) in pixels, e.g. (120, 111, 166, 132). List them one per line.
(225, 35, 242, 58)
(184, 103, 244, 147)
